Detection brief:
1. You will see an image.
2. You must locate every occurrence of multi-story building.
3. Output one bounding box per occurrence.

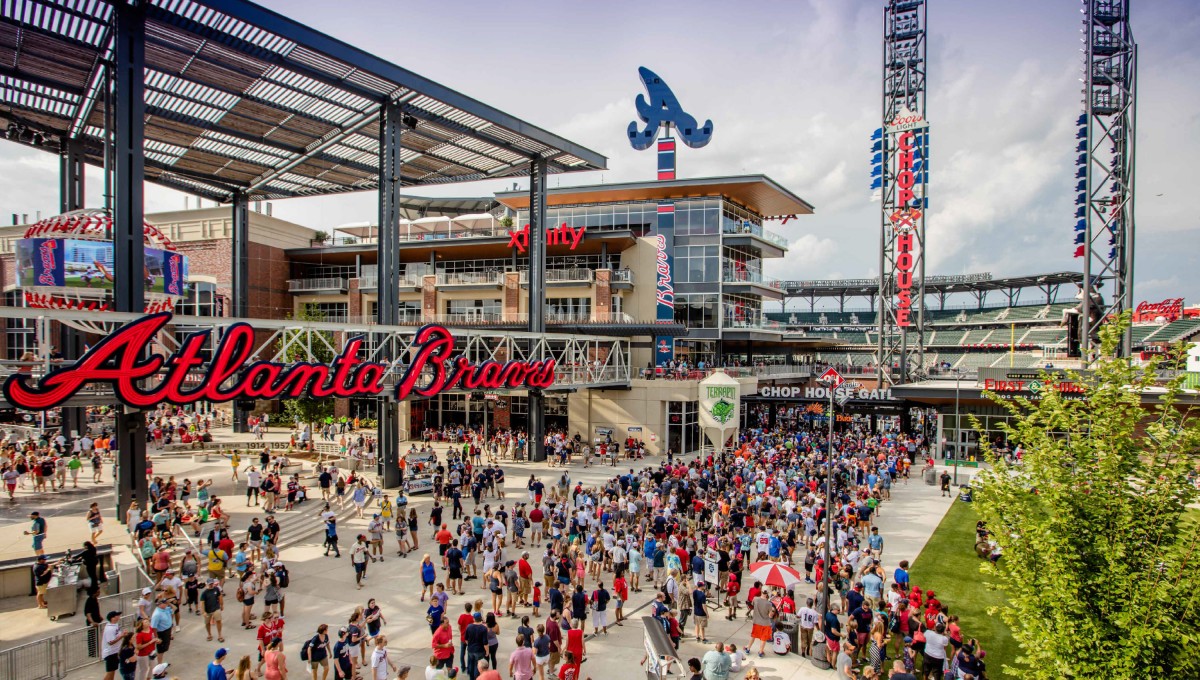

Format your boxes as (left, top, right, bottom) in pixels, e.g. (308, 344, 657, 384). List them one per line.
(1, 175, 814, 454)
(281, 174, 814, 450)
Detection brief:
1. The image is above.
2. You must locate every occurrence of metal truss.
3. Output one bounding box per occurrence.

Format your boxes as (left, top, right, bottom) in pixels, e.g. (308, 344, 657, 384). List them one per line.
(874, 0, 928, 385)
(1077, 0, 1136, 358)
(0, 308, 631, 407)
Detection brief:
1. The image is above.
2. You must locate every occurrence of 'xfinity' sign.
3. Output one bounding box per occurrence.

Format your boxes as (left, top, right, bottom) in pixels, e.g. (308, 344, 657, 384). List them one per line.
(758, 385, 895, 401)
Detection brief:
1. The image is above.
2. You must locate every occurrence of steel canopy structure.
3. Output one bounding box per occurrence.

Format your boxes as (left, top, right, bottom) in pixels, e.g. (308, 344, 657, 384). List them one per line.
(0, 0, 606, 202)
(780, 272, 1084, 313)
(0, 0, 607, 518)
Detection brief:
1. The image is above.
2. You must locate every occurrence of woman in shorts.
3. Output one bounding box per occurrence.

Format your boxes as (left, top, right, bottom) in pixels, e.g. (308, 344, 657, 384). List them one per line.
(84, 502, 103, 543)
(395, 519, 411, 557)
(420, 554, 437, 602)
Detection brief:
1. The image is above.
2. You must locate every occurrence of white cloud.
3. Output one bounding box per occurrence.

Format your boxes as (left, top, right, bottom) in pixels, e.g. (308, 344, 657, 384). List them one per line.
(0, 0, 1195, 304)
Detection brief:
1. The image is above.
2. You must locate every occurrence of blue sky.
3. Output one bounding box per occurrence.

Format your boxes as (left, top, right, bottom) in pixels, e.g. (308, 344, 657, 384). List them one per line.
(1, 0, 1196, 304)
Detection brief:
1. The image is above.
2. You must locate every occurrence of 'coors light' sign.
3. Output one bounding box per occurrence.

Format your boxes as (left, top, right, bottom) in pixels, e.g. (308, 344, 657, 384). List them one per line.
(3, 313, 556, 411)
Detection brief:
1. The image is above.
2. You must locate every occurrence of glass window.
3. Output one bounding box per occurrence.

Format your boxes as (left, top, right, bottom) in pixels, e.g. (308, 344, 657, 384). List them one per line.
(4, 291, 34, 361)
(175, 281, 220, 317)
(547, 297, 591, 319)
(446, 299, 501, 321)
(302, 302, 348, 322)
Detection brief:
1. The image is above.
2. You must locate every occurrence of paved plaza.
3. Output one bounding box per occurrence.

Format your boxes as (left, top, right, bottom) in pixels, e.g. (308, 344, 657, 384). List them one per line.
(0, 428, 974, 680)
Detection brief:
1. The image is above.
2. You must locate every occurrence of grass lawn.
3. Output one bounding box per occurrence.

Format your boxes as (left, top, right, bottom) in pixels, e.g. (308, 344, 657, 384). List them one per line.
(908, 500, 1022, 679)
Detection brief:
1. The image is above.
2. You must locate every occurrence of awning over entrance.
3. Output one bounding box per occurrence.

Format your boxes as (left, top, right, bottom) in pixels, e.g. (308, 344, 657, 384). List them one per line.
(0, 0, 606, 202)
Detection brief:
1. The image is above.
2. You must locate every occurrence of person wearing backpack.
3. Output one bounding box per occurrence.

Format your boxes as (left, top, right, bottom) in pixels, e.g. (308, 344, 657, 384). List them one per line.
(208, 547, 229, 582)
(301, 624, 331, 680)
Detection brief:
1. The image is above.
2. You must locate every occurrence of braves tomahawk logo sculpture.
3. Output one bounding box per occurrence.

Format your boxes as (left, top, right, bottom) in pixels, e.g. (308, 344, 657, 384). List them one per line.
(627, 66, 713, 150)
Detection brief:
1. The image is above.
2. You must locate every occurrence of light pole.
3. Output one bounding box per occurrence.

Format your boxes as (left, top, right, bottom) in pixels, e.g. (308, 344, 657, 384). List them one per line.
(818, 380, 836, 620)
(952, 368, 962, 485)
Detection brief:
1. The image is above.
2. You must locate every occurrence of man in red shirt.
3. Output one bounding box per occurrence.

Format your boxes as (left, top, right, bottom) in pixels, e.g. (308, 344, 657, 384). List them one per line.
(529, 506, 544, 544)
(457, 602, 476, 670)
(217, 533, 235, 558)
(517, 553, 534, 606)
(435, 524, 453, 566)
(255, 611, 283, 673)
(546, 610, 563, 670)
(431, 619, 455, 670)
(612, 574, 628, 626)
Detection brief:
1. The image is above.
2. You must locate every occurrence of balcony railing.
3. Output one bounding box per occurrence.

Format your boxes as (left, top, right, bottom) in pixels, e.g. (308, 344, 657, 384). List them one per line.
(609, 268, 635, 284)
(645, 364, 813, 381)
(721, 222, 789, 249)
(519, 269, 594, 284)
(309, 236, 369, 247)
(722, 317, 786, 331)
(436, 272, 504, 286)
(722, 266, 782, 288)
(358, 274, 424, 289)
(287, 277, 348, 292)
(344, 311, 646, 326)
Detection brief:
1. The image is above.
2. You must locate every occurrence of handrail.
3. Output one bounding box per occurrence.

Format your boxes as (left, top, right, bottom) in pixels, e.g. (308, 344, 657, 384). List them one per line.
(435, 272, 504, 286)
(287, 277, 348, 292)
(609, 268, 635, 284)
(721, 222, 789, 248)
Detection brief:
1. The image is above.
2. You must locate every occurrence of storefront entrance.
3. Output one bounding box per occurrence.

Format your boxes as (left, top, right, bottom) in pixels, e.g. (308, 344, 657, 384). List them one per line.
(667, 400, 701, 455)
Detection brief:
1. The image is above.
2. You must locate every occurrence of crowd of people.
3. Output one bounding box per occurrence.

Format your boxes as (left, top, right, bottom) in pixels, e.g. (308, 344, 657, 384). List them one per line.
(385, 421, 992, 680)
(7, 407, 995, 680)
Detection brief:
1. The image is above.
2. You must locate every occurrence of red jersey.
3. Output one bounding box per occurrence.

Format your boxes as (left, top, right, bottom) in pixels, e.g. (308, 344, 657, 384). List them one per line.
(457, 613, 474, 641)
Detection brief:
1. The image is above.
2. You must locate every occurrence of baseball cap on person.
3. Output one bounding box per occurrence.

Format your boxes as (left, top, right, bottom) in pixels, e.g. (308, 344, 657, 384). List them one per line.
(152, 662, 170, 677)
(142, 588, 152, 595)
(106, 611, 121, 621)
(215, 648, 228, 659)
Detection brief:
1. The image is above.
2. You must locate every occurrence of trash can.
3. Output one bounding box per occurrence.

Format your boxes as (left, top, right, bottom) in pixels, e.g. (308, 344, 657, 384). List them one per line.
(923, 466, 937, 485)
(776, 618, 800, 655)
(958, 484, 973, 502)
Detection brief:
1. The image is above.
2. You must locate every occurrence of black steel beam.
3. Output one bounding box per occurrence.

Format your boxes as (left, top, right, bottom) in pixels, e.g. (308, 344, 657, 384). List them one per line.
(527, 159, 547, 462)
(376, 98, 403, 488)
(113, 0, 147, 522)
(231, 191, 250, 434)
(58, 137, 86, 441)
(59, 138, 86, 213)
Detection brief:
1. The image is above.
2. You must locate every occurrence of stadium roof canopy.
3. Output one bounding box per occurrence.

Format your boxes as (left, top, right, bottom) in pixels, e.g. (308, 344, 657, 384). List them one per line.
(0, 0, 606, 203)
(495, 175, 815, 221)
(780, 272, 1084, 299)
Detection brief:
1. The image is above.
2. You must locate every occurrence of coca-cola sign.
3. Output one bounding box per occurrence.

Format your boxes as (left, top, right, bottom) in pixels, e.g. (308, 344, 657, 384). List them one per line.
(3, 313, 556, 410)
(1133, 298, 1184, 322)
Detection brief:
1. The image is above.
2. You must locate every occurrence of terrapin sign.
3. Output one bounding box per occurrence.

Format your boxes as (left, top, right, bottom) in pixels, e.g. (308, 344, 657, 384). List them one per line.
(3, 313, 556, 410)
(698, 372, 740, 449)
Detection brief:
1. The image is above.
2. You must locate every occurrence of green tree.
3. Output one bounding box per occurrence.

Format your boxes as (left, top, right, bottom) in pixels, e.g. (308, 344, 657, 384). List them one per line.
(972, 316, 1200, 678)
(280, 304, 335, 435)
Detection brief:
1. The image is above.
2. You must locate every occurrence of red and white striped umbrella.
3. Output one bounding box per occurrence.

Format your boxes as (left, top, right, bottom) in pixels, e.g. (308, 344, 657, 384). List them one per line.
(747, 561, 803, 589)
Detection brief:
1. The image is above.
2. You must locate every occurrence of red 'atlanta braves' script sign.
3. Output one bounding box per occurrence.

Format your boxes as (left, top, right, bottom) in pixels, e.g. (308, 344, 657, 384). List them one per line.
(3, 313, 556, 410)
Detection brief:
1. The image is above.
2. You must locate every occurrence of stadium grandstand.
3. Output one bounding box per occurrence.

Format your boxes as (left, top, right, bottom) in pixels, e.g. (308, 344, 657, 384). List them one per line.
(767, 272, 1200, 375)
